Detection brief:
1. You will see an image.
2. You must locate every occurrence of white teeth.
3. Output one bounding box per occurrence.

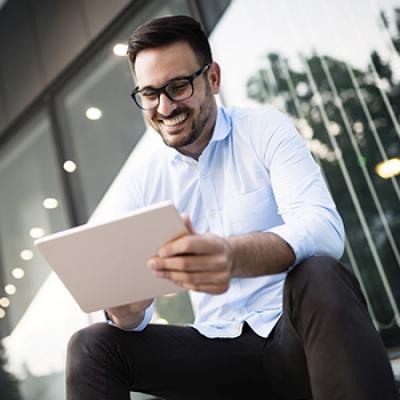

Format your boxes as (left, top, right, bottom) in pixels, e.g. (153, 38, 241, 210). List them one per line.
(163, 113, 187, 127)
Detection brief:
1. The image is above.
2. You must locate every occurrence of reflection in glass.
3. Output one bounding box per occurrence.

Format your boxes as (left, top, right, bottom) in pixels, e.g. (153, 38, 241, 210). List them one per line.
(376, 158, 400, 179)
(63, 160, 77, 173)
(212, 0, 400, 339)
(19, 250, 33, 261)
(0, 297, 10, 307)
(0, 112, 68, 331)
(56, 0, 192, 218)
(85, 107, 102, 120)
(29, 228, 45, 239)
(42, 198, 58, 209)
(0, 112, 69, 399)
(113, 43, 128, 56)
(11, 269, 25, 280)
(5, 285, 16, 295)
(56, 33, 146, 216)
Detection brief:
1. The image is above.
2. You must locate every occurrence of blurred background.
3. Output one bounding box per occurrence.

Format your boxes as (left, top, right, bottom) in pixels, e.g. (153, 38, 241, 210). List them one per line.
(0, 0, 399, 398)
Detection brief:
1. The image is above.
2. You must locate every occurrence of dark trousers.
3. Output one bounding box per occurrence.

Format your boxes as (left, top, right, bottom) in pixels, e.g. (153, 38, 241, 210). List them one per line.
(66, 256, 398, 399)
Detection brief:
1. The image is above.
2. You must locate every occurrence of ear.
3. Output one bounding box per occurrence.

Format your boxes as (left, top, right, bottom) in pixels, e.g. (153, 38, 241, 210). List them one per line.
(207, 62, 221, 95)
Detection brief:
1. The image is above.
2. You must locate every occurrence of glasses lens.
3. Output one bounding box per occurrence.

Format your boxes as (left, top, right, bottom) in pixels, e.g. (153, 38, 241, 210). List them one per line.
(166, 79, 193, 101)
(135, 89, 159, 110)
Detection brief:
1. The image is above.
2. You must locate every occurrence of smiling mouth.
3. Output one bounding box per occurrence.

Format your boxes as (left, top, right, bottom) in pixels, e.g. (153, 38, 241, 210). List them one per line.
(161, 112, 189, 127)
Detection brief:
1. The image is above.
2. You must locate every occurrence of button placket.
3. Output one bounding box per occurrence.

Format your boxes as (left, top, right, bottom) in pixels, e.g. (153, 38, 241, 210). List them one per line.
(208, 209, 217, 219)
(198, 159, 224, 236)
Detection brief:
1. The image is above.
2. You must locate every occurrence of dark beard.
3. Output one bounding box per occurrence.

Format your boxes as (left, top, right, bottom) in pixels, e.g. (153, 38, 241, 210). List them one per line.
(165, 84, 214, 149)
(159, 107, 198, 148)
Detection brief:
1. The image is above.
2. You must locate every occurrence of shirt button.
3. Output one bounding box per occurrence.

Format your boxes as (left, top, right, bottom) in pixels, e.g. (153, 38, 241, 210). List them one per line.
(200, 171, 207, 179)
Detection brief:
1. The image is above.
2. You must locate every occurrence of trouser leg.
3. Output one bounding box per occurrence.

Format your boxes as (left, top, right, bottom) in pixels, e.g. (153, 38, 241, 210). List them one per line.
(281, 256, 397, 400)
(66, 256, 398, 400)
(66, 322, 269, 400)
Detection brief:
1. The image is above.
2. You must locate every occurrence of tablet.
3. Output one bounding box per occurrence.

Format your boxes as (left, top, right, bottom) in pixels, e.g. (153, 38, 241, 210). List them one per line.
(34, 201, 187, 313)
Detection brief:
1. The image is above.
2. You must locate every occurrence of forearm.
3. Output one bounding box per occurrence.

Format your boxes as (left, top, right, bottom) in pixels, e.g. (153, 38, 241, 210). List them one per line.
(227, 232, 295, 277)
(150, 229, 296, 294)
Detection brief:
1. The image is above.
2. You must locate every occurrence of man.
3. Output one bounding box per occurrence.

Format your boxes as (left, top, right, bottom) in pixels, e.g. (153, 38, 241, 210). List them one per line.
(66, 15, 397, 400)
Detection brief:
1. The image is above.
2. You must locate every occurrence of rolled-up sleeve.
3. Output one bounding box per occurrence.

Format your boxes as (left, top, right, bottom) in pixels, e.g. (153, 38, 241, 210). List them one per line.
(262, 110, 345, 265)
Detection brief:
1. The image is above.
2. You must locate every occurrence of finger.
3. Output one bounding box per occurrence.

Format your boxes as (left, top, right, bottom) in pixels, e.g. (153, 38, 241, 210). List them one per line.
(150, 254, 229, 273)
(158, 234, 223, 257)
(180, 213, 195, 234)
(155, 270, 230, 286)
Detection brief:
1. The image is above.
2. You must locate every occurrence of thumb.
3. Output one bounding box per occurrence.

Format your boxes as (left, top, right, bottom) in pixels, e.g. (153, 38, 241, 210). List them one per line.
(181, 213, 195, 234)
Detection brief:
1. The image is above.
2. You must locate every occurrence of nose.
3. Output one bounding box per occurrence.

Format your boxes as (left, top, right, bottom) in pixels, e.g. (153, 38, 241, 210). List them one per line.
(157, 92, 177, 116)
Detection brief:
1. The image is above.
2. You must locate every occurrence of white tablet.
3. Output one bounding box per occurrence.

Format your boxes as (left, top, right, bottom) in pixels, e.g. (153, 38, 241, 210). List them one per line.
(34, 201, 187, 313)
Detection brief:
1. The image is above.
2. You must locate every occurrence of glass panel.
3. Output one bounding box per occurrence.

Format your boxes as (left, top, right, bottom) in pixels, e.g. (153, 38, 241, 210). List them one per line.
(197, 0, 232, 33)
(211, 0, 400, 342)
(0, 112, 69, 399)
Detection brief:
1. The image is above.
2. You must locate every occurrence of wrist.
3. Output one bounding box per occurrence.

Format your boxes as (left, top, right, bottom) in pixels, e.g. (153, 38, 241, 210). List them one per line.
(223, 236, 236, 277)
(108, 310, 145, 330)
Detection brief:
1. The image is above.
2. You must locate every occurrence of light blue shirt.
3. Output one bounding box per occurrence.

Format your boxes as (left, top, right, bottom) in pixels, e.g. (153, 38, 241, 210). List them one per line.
(103, 106, 345, 338)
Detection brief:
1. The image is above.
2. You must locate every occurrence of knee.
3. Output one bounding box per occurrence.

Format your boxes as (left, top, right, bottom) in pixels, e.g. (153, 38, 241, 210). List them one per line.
(286, 256, 351, 290)
(284, 256, 363, 313)
(66, 323, 135, 393)
(67, 322, 115, 358)
(66, 323, 121, 380)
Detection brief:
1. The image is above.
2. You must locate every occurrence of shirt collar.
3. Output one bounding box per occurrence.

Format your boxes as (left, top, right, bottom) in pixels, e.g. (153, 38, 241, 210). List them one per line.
(165, 106, 232, 162)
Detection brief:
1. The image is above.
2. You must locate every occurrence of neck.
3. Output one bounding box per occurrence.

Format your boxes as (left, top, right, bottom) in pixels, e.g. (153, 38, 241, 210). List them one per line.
(179, 130, 212, 160)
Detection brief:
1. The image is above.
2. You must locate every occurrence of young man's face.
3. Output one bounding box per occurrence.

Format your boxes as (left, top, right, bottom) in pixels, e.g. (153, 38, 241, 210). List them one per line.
(133, 41, 220, 155)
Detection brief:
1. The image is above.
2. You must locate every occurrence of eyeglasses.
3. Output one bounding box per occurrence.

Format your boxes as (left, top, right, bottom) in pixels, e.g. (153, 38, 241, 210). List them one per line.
(131, 64, 210, 110)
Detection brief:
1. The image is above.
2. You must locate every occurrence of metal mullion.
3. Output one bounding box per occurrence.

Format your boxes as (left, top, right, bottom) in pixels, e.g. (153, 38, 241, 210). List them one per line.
(47, 99, 87, 227)
(186, 0, 209, 33)
(187, 0, 228, 107)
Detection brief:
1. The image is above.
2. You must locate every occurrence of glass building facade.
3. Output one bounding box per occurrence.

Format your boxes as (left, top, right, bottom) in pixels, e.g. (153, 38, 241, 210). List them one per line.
(212, 0, 400, 345)
(0, 0, 399, 398)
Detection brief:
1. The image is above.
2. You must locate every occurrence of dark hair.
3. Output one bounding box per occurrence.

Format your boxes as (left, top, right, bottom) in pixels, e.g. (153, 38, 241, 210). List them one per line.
(127, 15, 212, 69)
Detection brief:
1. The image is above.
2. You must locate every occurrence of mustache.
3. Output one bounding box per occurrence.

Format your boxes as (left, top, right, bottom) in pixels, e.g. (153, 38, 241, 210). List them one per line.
(155, 107, 190, 120)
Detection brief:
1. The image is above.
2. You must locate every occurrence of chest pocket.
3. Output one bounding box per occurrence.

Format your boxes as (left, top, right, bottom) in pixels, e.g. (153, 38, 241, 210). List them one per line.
(222, 185, 280, 236)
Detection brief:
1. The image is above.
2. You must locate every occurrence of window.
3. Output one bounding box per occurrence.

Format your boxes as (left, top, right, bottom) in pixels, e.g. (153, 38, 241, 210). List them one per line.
(212, 0, 400, 343)
(55, 0, 192, 219)
(0, 112, 69, 336)
(0, 112, 69, 399)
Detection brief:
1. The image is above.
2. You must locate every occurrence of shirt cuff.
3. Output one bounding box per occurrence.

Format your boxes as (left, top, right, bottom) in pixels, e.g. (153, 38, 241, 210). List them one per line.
(265, 223, 316, 267)
(104, 303, 154, 332)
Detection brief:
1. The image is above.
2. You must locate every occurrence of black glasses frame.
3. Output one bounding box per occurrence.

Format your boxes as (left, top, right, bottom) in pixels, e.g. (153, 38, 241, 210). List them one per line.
(131, 64, 210, 110)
